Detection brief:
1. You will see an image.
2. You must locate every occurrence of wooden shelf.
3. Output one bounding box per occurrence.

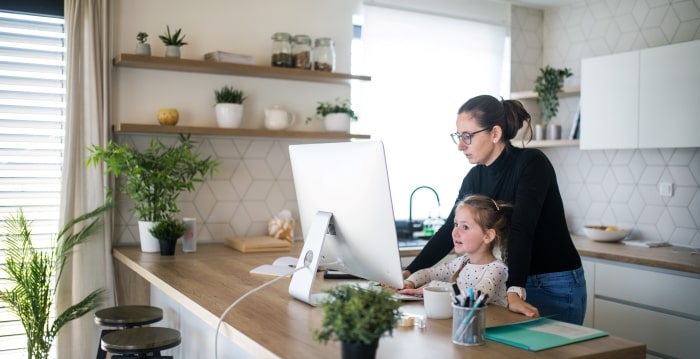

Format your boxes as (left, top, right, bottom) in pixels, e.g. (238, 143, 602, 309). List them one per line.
(113, 54, 371, 85)
(510, 86, 580, 101)
(113, 123, 371, 140)
(513, 139, 580, 148)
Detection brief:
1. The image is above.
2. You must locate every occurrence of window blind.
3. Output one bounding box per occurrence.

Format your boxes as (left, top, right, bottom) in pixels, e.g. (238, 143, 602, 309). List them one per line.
(0, 11, 65, 357)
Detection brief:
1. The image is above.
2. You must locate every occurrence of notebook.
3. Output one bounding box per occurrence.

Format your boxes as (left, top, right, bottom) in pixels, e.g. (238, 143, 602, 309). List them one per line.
(485, 317, 608, 351)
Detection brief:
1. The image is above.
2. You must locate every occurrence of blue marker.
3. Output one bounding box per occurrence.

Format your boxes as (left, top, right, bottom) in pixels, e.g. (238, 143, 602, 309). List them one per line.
(467, 287, 475, 305)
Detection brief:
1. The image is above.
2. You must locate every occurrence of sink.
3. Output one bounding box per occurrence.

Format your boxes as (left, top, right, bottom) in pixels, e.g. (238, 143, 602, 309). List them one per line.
(395, 219, 431, 248)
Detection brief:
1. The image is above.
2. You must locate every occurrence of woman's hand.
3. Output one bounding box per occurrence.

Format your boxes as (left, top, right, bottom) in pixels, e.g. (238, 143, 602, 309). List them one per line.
(507, 292, 539, 318)
(402, 270, 411, 279)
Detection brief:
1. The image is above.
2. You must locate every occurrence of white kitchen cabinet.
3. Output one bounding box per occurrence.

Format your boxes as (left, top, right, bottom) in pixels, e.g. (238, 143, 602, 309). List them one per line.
(580, 40, 700, 149)
(639, 40, 700, 148)
(580, 51, 639, 149)
(587, 259, 700, 358)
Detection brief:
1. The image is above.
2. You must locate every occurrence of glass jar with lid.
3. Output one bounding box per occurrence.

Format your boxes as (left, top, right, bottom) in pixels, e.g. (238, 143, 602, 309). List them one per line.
(271, 32, 293, 67)
(292, 34, 312, 70)
(313, 37, 335, 72)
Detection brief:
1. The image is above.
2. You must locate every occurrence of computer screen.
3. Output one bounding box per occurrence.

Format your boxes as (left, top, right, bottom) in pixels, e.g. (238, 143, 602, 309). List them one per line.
(287, 141, 404, 305)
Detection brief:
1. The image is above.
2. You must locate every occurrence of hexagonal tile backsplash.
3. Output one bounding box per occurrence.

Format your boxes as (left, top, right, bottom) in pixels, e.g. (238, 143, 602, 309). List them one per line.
(512, 1, 700, 247)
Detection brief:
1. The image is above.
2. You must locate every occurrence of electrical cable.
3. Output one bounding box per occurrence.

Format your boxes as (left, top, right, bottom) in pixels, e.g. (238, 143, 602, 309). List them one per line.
(213, 259, 343, 359)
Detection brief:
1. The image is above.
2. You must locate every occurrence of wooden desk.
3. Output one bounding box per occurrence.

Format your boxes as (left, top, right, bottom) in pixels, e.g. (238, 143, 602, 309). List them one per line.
(113, 243, 646, 359)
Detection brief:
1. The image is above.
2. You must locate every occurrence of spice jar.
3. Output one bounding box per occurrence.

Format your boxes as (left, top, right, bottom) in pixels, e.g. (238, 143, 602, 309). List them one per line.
(271, 32, 293, 67)
(313, 37, 335, 72)
(292, 34, 312, 70)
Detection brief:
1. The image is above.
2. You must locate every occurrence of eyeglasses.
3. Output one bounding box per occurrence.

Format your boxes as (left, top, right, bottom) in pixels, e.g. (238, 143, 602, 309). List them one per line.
(450, 127, 491, 145)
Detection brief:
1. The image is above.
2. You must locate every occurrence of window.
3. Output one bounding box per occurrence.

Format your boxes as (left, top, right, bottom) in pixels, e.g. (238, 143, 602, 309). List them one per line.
(355, 5, 509, 220)
(0, 10, 65, 357)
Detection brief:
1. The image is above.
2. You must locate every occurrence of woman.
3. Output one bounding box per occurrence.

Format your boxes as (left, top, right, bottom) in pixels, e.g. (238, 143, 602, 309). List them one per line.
(404, 94, 586, 325)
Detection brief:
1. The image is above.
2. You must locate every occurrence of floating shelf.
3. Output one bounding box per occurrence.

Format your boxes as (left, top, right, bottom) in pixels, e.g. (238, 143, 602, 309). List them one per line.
(113, 54, 371, 85)
(513, 139, 580, 148)
(113, 123, 371, 140)
(510, 86, 580, 101)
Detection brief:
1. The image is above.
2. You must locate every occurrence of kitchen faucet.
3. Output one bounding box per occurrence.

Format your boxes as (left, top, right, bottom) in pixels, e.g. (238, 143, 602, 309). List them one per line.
(408, 185, 441, 234)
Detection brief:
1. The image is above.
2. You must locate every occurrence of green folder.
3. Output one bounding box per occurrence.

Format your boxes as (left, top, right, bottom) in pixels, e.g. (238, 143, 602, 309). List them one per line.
(485, 317, 608, 351)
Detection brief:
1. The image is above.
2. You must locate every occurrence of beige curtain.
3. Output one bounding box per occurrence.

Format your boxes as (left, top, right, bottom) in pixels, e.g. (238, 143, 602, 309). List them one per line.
(57, 0, 113, 358)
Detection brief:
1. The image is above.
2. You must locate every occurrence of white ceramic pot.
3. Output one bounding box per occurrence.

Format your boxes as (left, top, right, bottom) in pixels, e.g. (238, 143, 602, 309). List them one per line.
(165, 45, 180, 58)
(215, 103, 244, 128)
(135, 43, 151, 56)
(137, 221, 160, 253)
(323, 113, 351, 132)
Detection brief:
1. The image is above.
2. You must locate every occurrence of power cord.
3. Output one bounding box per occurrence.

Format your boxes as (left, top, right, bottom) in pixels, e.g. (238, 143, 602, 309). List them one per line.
(213, 264, 308, 359)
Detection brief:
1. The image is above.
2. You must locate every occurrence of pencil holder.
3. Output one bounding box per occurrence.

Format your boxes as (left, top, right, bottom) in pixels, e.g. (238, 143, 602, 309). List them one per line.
(452, 304, 486, 346)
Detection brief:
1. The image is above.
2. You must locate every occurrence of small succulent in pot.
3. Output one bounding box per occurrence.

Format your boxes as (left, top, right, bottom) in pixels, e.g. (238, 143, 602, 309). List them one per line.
(159, 25, 188, 47)
(214, 85, 246, 104)
(136, 32, 148, 44)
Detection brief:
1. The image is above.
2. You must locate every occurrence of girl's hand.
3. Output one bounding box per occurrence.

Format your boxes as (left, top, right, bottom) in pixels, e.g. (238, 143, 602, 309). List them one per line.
(506, 292, 540, 318)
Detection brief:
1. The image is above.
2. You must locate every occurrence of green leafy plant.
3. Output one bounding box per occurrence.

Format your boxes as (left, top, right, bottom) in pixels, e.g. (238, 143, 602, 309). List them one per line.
(150, 217, 186, 241)
(214, 85, 246, 104)
(136, 32, 148, 44)
(86, 134, 219, 223)
(534, 65, 572, 126)
(0, 202, 112, 359)
(158, 25, 188, 47)
(313, 284, 401, 346)
(306, 98, 358, 124)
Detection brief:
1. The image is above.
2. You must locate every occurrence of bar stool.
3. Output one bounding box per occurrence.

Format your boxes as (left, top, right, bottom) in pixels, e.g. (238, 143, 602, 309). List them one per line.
(101, 326, 181, 358)
(94, 305, 163, 359)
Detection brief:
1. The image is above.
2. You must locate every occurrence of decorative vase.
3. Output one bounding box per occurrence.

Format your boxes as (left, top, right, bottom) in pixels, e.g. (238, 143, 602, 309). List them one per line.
(323, 113, 351, 132)
(135, 43, 151, 56)
(137, 221, 160, 253)
(165, 45, 181, 58)
(341, 340, 378, 359)
(534, 124, 545, 141)
(158, 239, 177, 256)
(215, 103, 244, 128)
(547, 123, 562, 140)
(157, 108, 179, 126)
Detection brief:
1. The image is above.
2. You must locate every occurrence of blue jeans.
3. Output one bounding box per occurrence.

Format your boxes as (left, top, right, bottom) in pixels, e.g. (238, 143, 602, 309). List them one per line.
(525, 266, 587, 325)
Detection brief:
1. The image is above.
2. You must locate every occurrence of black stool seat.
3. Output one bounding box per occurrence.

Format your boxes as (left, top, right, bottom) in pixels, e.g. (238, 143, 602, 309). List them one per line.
(94, 305, 163, 327)
(101, 327, 181, 357)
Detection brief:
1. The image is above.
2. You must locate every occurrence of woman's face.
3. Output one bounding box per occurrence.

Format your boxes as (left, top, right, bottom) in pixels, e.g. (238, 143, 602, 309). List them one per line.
(452, 206, 489, 255)
(455, 112, 501, 165)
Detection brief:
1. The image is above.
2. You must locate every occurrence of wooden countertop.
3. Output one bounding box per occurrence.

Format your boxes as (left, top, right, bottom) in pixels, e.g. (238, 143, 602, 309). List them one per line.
(571, 236, 700, 275)
(113, 243, 645, 359)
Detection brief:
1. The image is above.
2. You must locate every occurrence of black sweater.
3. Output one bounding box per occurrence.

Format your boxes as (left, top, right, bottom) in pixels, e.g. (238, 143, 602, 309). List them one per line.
(406, 144, 581, 287)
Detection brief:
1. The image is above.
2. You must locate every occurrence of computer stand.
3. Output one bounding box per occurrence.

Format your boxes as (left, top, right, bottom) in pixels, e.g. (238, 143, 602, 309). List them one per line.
(288, 211, 334, 306)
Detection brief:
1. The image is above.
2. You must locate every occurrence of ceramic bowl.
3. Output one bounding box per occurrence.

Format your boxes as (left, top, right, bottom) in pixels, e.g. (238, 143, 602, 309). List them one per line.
(582, 225, 631, 242)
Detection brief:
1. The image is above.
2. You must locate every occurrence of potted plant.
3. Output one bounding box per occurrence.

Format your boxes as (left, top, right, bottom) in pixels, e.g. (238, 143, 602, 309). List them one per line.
(149, 216, 186, 255)
(135, 31, 150, 56)
(534, 65, 572, 140)
(86, 134, 218, 252)
(306, 98, 358, 133)
(313, 284, 402, 359)
(0, 202, 111, 359)
(158, 25, 188, 58)
(214, 85, 246, 128)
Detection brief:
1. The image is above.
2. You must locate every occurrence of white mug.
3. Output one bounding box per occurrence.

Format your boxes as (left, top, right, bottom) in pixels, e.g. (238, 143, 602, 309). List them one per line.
(423, 286, 453, 319)
(264, 106, 296, 130)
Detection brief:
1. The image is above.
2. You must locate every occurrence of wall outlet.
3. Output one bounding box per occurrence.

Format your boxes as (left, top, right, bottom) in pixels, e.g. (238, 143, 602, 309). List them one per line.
(658, 182, 673, 197)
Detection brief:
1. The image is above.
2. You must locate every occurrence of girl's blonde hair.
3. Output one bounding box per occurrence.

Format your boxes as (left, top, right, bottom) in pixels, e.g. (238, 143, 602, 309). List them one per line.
(456, 194, 513, 263)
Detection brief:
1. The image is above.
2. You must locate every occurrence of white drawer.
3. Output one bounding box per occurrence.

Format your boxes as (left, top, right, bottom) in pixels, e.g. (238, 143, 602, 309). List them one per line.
(595, 299, 699, 359)
(595, 262, 700, 316)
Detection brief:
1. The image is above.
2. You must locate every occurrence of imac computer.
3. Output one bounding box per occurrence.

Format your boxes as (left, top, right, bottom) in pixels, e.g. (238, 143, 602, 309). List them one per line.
(288, 141, 405, 305)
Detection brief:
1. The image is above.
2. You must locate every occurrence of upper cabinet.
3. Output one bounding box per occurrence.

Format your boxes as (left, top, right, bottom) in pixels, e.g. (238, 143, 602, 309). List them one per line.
(580, 40, 700, 150)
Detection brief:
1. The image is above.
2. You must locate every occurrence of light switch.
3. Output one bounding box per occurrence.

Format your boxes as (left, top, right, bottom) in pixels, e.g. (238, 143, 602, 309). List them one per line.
(658, 182, 673, 197)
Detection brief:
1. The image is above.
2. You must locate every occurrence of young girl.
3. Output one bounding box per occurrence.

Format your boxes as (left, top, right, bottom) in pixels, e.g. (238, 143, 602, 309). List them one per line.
(398, 194, 512, 307)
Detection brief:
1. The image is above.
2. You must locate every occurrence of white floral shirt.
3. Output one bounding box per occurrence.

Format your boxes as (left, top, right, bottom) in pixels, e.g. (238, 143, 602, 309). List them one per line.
(406, 255, 508, 307)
